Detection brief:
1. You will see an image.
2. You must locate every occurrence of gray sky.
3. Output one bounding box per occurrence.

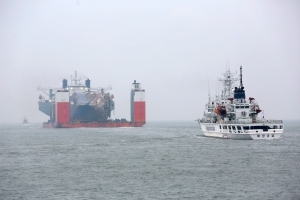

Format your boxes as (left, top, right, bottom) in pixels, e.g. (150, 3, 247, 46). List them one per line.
(0, 0, 299, 123)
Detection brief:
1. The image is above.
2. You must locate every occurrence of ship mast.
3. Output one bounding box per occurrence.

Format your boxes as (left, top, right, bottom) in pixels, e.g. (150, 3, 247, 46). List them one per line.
(218, 68, 238, 100)
(240, 66, 243, 88)
(71, 71, 81, 85)
(75, 71, 77, 84)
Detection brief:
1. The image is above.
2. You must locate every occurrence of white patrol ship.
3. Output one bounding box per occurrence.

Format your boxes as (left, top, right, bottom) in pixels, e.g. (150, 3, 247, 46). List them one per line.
(197, 66, 283, 140)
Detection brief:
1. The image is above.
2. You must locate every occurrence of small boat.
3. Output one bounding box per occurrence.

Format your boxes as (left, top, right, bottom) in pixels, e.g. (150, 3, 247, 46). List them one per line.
(22, 117, 29, 125)
(197, 66, 283, 140)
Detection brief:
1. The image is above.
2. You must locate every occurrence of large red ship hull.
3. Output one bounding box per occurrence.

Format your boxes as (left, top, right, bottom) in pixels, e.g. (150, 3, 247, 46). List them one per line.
(43, 121, 146, 128)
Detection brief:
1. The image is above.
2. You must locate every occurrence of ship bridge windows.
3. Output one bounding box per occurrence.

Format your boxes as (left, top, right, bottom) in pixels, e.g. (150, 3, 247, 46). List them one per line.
(243, 126, 249, 130)
(237, 126, 242, 133)
(250, 125, 271, 131)
(235, 105, 249, 109)
(232, 126, 236, 130)
(223, 126, 227, 129)
(280, 125, 283, 129)
(274, 125, 278, 129)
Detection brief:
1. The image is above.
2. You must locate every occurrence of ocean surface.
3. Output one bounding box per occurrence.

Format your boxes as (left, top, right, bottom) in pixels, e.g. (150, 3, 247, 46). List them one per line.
(0, 120, 299, 200)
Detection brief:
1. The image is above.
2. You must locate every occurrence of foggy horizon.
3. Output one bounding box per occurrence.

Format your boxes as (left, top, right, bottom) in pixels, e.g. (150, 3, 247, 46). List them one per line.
(1, 1, 299, 123)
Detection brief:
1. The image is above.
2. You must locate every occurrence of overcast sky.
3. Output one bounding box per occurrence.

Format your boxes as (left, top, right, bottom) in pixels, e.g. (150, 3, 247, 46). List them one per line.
(0, 0, 299, 123)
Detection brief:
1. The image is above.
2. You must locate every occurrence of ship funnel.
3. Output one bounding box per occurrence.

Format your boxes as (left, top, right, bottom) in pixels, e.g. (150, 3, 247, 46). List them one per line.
(234, 66, 246, 100)
(62, 79, 68, 89)
(85, 79, 91, 88)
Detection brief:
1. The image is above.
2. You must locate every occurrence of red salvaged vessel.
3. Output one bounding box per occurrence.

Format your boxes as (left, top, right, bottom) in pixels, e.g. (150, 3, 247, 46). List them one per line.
(38, 72, 146, 128)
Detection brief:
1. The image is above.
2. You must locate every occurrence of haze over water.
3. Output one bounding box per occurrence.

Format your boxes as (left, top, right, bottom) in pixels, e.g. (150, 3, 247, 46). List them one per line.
(1, 121, 299, 199)
(1, 1, 300, 122)
(1, 1, 300, 199)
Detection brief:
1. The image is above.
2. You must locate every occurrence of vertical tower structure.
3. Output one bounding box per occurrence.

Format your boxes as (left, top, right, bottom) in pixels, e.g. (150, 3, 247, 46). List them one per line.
(55, 90, 70, 123)
(234, 66, 246, 101)
(218, 68, 238, 100)
(130, 80, 146, 124)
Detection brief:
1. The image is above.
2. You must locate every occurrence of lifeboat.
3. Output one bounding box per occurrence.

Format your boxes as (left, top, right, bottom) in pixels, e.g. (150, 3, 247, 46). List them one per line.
(254, 104, 262, 114)
(251, 104, 261, 114)
(227, 97, 233, 103)
(256, 108, 262, 114)
(249, 97, 255, 103)
(214, 105, 227, 116)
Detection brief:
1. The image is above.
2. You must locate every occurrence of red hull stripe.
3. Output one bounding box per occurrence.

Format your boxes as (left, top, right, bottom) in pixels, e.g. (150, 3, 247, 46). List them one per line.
(43, 121, 145, 128)
(134, 102, 145, 122)
(56, 102, 70, 123)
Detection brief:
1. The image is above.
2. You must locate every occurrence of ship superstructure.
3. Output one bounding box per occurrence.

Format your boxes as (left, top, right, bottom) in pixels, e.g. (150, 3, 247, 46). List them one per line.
(38, 72, 146, 128)
(198, 66, 283, 140)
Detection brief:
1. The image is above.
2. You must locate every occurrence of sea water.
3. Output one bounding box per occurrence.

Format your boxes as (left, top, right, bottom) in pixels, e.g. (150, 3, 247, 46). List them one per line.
(0, 121, 299, 199)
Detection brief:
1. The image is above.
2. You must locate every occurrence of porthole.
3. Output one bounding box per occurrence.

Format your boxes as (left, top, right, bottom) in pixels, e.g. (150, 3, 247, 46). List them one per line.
(241, 111, 247, 117)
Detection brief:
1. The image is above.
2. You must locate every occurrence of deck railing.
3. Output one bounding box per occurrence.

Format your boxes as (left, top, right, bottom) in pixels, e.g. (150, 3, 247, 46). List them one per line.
(200, 119, 283, 124)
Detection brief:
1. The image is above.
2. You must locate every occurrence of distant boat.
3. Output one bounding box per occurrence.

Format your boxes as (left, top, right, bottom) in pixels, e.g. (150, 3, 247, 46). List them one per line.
(22, 117, 29, 125)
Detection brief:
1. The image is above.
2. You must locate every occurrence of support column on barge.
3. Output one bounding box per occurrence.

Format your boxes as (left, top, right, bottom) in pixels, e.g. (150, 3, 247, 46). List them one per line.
(130, 80, 146, 126)
(55, 90, 70, 123)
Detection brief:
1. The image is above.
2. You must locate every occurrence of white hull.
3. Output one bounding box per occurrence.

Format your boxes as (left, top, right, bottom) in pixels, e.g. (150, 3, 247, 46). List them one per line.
(197, 66, 284, 140)
(200, 123, 283, 140)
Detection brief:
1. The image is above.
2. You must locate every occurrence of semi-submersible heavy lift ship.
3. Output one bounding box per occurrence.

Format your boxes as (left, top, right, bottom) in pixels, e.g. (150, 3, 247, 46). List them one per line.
(38, 72, 146, 128)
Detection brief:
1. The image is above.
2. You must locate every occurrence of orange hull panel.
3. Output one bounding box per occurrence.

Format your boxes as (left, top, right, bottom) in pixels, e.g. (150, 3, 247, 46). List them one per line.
(56, 102, 70, 123)
(134, 102, 146, 122)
